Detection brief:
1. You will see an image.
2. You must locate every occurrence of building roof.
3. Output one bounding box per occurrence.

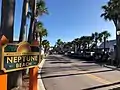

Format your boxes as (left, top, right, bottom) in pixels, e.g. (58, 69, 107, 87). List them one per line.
(99, 40, 116, 49)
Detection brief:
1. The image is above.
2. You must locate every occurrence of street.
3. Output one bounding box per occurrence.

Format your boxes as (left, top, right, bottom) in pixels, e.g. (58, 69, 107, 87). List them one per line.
(40, 55, 120, 90)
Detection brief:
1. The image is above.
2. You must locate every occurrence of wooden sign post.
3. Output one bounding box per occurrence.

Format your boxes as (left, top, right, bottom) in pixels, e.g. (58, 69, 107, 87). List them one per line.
(29, 40, 40, 90)
(0, 73, 7, 90)
(29, 67, 38, 90)
(0, 35, 9, 90)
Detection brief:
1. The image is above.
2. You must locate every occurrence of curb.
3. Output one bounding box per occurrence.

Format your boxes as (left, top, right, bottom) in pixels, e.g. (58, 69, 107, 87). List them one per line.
(104, 64, 120, 71)
(38, 59, 46, 90)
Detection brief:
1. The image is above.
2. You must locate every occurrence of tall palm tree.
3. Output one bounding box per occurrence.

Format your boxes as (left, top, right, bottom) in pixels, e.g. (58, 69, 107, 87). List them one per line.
(101, 0, 120, 66)
(85, 36, 93, 49)
(94, 32, 99, 48)
(64, 42, 72, 52)
(35, 21, 43, 41)
(81, 36, 90, 51)
(71, 40, 76, 52)
(56, 39, 64, 52)
(1, 0, 15, 42)
(74, 38, 80, 52)
(28, 0, 48, 43)
(1, 0, 18, 89)
(78, 38, 82, 51)
(18, 1, 29, 88)
(56, 39, 63, 46)
(28, 0, 36, 43)
(42, 39, 50, 54)
(19, 0, 29, 42)
(101, 31, 111, 52)
(35, 21, 48, 51)
(92, 32, 103, 48)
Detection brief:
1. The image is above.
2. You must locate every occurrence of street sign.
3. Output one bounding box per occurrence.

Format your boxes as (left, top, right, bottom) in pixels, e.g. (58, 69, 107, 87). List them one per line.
(0, 41, 40, 72)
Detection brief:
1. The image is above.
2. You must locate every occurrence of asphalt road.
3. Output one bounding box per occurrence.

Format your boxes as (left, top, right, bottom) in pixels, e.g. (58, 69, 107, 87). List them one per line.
(41, 55, 120, 90)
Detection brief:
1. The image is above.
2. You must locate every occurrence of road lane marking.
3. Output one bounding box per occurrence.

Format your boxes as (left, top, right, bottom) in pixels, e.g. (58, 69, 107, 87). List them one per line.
(85, 73, 120, 88)
(85, 74, 111, 84)
(73, 64, 112, 84)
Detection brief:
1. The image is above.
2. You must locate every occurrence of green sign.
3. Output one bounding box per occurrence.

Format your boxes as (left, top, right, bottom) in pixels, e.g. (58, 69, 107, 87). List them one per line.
(1, 41, 40, 72)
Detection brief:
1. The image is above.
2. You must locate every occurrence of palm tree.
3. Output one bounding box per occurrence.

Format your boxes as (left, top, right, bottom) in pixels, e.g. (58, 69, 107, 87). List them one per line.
(101, 0, 120, 66)
(72, 38, 79, 53)
(94, 32, 99, 48)
(92, 32, 103, 48)
(56, 39, 63, 46)
(64, 42, 72, 52)
(19, 0, 29, 42)
(35, 21, 48, 52)
(78, 38, 82, 51)
(28, 0, 48, 43)
(1, 0, 18, 89)
(18, 1, 29, 87)
(71, 40, 76, 52)
(80, 37, 85, 49)
(34, 21, 43, 41)
(85, 36, 93, 49)
(42, 39, 50, 54)
(1, 0, 15, 42)
(28, 0, 36, 43)
(101, 31, 111, 52)
(56, 39, 64, 52)
(74, 38, 81, 52)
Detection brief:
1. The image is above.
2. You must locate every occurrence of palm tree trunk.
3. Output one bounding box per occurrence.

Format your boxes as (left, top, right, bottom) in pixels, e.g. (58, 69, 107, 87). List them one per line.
(28, 17, 34, 42)
(116, 20, 120, 67)
(33, 19, 37, 41)
(1, 0, 15, 42)
(77, 44, 79, 52)
(28, 0, 36, 43)
(103, 37, 106, 52)
(1, 0, 18, 89)
(39, 34, 42, 53)
(88, 43, 90, 49)
(35, 32, 37, 40)
(79, 44, 81, 50)
(18, 0, 29, 88)
(95, 39, 98, 49)
(19, 0, 28, 42)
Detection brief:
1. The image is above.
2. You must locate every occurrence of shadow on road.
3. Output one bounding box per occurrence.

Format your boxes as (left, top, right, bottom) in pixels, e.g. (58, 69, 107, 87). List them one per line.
(40, 69, 114, 79)
(40, 64, 103, 74)
(66, 55, 118, 70)
(46, 55, 73, 64)
(50, 61, 72, 64)
(82, 81, 120, 90)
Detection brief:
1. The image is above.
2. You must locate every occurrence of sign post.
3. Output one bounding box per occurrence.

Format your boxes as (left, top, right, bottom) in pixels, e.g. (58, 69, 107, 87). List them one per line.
(0, 35, 9, 90)
(29, 67, 38, 90)
(29, 40, 40, 90)
(0, 73, 7, 90)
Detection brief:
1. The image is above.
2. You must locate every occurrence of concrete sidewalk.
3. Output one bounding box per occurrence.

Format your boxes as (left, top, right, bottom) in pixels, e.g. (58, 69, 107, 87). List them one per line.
(38, 59, 46, 90)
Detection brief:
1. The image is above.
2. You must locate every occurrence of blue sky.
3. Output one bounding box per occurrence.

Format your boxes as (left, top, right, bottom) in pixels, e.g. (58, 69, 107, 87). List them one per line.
(0, 0, 116, 46)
